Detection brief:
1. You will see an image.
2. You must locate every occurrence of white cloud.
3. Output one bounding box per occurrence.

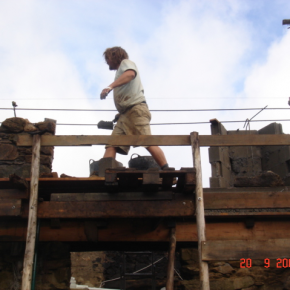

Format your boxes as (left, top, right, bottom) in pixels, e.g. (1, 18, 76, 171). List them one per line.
(1, 0, 290, 184)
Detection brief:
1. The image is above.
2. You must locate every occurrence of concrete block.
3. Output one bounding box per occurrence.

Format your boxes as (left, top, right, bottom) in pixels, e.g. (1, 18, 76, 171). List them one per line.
(210, 119, 227, 135)
(227, 130, 258, 135)
(258, 122, 283, 134)
(210, 177, 221, 188)
(229, 146, 261, 160)
(209, 147, 222, 162)
(279, 146, 290, 163)
(211, 162, 222, 177)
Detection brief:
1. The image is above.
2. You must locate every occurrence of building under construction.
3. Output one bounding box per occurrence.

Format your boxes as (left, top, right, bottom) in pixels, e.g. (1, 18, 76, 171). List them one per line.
(1, 117, 290, 290)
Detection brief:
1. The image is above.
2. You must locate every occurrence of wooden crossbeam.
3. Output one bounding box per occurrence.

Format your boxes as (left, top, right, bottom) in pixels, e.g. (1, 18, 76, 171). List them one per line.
(21, 200, 194, 218)
(16, 133, 290, 147)
(1, 220, 289, 242)
(0, 199, 22, 216)
(202, 239, 290, 260)
(203, 190, 290, 209)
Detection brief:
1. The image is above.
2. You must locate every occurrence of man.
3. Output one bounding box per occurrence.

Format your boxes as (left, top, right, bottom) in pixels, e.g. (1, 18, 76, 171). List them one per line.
(100, 46, 170, 169)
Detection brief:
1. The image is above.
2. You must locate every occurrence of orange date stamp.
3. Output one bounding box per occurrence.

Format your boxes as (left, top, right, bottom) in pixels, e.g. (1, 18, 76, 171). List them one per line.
(240, 258, 290, 268)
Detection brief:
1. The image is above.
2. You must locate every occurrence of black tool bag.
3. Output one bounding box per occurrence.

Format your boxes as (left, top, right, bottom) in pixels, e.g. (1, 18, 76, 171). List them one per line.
(128, 153, 160, 170)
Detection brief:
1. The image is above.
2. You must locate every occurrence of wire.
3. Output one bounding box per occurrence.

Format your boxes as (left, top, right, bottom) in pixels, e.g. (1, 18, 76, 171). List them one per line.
(1, 107, 290, 112)
(0, 97, 288, 100)
(1, 119, 286, 127)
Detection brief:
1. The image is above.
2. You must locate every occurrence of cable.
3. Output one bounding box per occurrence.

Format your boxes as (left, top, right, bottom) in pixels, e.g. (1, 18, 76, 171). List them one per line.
(1, 107, 290, 112)
(1, 119, 286, 127)
(0, 97, 288, 100)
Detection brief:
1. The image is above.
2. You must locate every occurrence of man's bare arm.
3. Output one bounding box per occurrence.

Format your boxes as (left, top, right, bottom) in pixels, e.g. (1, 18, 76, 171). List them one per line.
(100, 70, 136, 99)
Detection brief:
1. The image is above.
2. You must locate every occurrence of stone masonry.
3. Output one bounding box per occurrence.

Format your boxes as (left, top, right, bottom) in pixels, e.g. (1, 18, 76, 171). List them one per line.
(0, 117, 55, 178)
(209, 120, 290, 188)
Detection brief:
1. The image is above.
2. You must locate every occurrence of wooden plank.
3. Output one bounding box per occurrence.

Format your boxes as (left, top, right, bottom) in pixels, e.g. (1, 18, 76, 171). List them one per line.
(1, 220, 290, 242)
(21, 200, 194, 218)
(0, 199, 22, 216)
(16, 134, 191, 146)
(203, 191, 290, 209)
(0, 189, 28, 199)
(191, 132, 209, 290)
(22, 134, 41, 290)
(50, 192, 174, 201)
(200, 134, 290, 147)
(202, 239, 290, 260)
(204, 209, 290, 216)
(16, 134, 290, 147)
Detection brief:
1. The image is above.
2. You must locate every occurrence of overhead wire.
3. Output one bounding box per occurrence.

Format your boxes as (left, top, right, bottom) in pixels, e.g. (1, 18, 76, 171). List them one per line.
(0, 119, 284, 127)
(1, 107, 290, 112)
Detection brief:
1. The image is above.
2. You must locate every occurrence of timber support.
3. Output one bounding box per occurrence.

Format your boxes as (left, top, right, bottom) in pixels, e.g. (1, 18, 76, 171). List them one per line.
(21, 134, 41, 290)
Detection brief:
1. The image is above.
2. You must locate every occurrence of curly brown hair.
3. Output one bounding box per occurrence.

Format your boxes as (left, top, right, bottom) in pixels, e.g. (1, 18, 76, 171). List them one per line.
(103, 47, 129, 66)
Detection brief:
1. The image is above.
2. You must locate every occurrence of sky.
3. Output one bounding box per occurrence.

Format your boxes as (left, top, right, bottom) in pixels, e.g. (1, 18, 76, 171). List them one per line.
(1, 0, 290, 186)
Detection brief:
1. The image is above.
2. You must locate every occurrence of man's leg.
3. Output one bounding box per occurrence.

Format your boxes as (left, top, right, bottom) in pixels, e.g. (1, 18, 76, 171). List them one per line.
(103, 146, 117, 158)
(146, 146, 168, 168)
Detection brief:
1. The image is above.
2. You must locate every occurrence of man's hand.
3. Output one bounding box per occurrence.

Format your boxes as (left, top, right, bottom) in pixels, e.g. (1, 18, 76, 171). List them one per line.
(113, 113, 120, 123)
(100, 87, 112, 100)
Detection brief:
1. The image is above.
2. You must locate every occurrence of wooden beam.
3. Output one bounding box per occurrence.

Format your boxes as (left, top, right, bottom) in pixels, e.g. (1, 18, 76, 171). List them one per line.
(0, 199, 22, 216)
(202, 239, 290, 260)
(22, 135, 41, 290)
(16, 134, 191, 147)
(203, 190, 290, 209)
(16, 133, 290, 147)
(191, 132, 209, 290)
(166, 226, 176, 290)
(1, 220, 290, 242)
(50, 191, 174, 201)
(200, 134, 290, 146)
(22, 200, 194, 218)
(0, 189, 28, 199)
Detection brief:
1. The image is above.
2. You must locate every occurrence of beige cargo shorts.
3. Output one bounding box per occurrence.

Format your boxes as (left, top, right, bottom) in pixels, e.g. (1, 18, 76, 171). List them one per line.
(106, 103, 151, 155)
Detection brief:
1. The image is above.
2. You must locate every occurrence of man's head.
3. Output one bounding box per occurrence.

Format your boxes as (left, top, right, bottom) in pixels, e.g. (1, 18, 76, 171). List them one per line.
(103, 47, 129, 70)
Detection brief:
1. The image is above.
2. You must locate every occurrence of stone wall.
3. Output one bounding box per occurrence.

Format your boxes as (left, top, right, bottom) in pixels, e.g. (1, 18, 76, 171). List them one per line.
(180, 248, 290, 290)
(0, 117, 55, 178)
(0, 242, 71, 290)
(71, 250, 182, 289)
(209, 120, 290, 188)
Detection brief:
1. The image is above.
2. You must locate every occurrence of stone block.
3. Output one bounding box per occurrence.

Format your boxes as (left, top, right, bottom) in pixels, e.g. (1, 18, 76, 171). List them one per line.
(216, 263, 235, 275)
(40, 146, 54, 156)
(210, 279, 234, 290)
(35, 120, 56, 134)
(0, 144, 18, 160)
(24, 122, 37, 132)
(180, 248, 198, 263)
(210, 119, 227, 135)
(1, 117, 26, 133)
(0, 164, 50, 178)
(25, 155, 53, 166)
(233, 276, 254, 289)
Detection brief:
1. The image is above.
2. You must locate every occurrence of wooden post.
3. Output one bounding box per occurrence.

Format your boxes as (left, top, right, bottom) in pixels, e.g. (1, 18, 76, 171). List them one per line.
(21, 134, 41, 290)
(166, 226, 176, 290)
(190, 132, 210, 290)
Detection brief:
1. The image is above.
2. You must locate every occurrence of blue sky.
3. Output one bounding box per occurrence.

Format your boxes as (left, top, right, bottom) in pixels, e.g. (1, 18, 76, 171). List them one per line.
(1, 0, 290, 185)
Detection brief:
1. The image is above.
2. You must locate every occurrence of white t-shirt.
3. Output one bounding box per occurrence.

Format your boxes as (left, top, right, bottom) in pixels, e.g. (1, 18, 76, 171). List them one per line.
(113, 59, 146, 114)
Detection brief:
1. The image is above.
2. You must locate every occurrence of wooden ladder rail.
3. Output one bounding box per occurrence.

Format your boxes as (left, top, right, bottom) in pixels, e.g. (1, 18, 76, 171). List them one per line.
(21, 134, 41, 290)
(191, 132, 210, 290)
